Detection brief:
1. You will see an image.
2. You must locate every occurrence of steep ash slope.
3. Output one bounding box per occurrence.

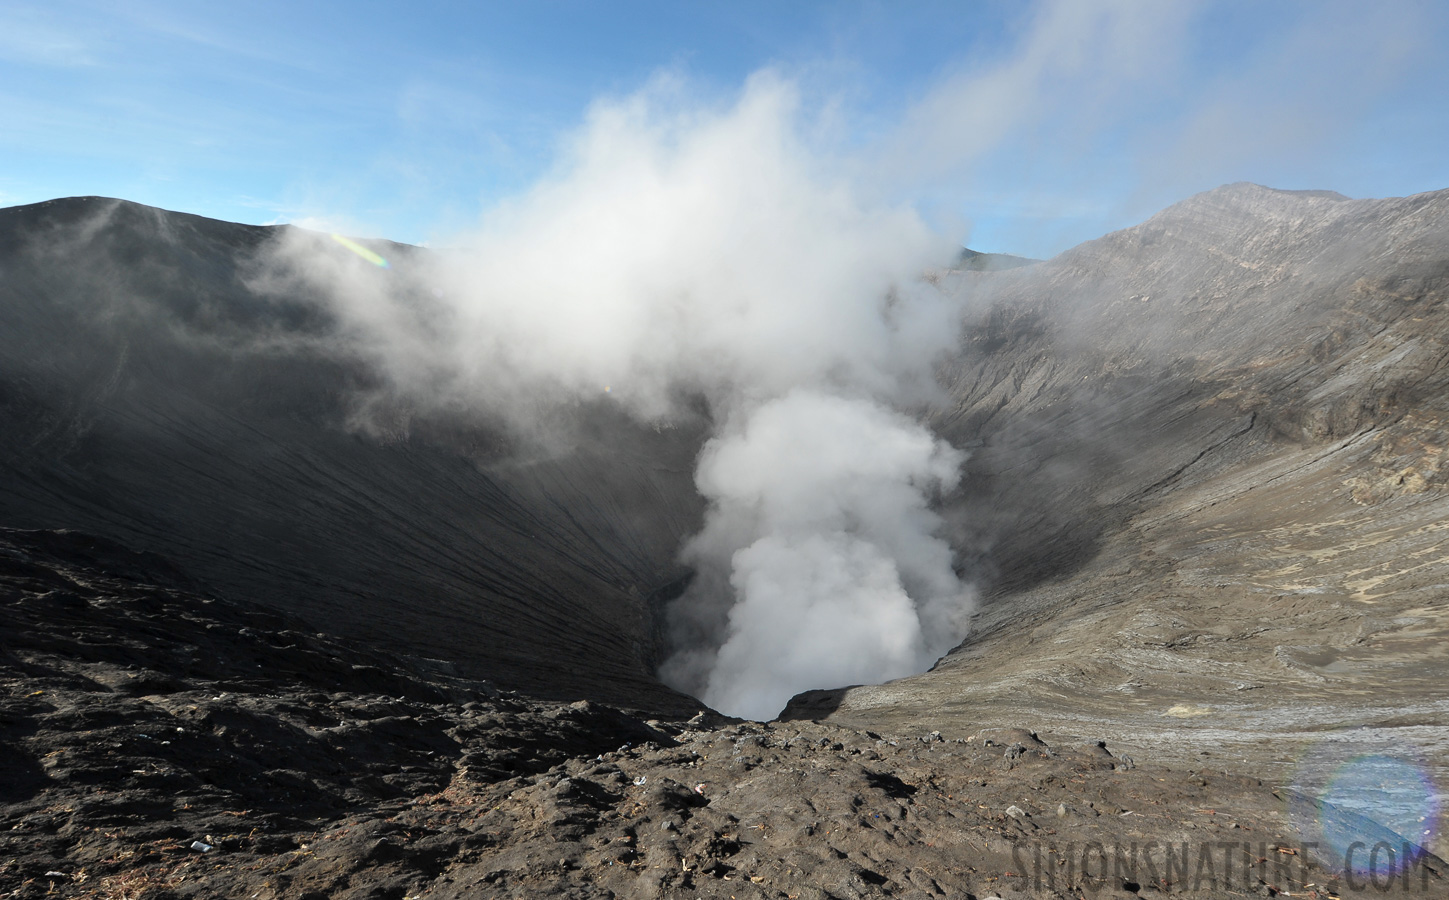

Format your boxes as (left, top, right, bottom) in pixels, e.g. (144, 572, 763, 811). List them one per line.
(929, 184, 1449, 593)
(794, 185, 1449, 824)
(0, 197, 703, 712)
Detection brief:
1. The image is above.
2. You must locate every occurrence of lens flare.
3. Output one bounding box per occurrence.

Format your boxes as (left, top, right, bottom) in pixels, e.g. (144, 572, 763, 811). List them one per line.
(1288, 743, 1441, 878)
(330, 233, 390, 269)
(1322, 756, 1439, 853)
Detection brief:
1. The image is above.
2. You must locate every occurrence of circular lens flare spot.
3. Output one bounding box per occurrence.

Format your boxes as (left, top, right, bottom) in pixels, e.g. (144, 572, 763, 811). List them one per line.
(1321, 756, 1438, 858)
(1291, 748, 1440, 878)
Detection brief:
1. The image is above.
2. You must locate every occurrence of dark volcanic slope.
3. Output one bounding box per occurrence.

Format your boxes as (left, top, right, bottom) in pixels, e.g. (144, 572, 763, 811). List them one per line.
(0, 197, 703, 712)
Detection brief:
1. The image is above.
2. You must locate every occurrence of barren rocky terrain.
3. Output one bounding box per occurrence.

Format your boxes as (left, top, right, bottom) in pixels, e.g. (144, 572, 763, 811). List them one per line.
(5, 527, 1441, 898)
(3, 185, 1448, 897)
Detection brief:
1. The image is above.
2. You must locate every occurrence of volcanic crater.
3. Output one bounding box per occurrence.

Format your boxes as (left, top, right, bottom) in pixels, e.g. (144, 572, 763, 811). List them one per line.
(3, 185, 1448, 898)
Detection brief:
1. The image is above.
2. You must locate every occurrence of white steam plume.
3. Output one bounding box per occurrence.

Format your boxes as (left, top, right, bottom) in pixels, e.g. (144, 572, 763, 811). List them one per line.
(262, 72, 978, 719)
(665, 390, 971, 720)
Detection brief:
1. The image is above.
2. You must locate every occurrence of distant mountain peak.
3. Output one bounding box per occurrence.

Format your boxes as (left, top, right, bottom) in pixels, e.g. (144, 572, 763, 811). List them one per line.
(1212, 182, 1351, 201)
(955, 247, 1039, 272)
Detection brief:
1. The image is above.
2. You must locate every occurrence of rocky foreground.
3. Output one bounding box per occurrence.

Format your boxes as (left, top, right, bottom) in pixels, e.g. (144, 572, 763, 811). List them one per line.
(3, 528, 1442, 899)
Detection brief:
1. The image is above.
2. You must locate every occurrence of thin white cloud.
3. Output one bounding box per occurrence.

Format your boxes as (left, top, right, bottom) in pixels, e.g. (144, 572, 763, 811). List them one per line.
(880, 0, 1199, 190)
(0, 10, 106, 68)
(1134, 0, 1435, 205)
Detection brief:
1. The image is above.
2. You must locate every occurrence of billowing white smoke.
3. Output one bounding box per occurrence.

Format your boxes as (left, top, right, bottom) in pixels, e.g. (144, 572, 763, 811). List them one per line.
(264, 73, 977, 719)
(665, 390, 972, 720)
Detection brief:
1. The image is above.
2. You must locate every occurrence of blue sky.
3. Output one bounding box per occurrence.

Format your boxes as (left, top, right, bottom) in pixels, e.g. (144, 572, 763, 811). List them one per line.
(2, 0, 1447, 258)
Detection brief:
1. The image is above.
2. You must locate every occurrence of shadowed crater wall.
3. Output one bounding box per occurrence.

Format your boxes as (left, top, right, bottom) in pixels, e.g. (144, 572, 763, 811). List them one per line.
(0, 197, 706, 713)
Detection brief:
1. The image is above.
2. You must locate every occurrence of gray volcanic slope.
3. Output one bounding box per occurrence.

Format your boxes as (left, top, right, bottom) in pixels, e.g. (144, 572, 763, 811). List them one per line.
(0, 197, 704, 713)
(797, 184, 1449, 812)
